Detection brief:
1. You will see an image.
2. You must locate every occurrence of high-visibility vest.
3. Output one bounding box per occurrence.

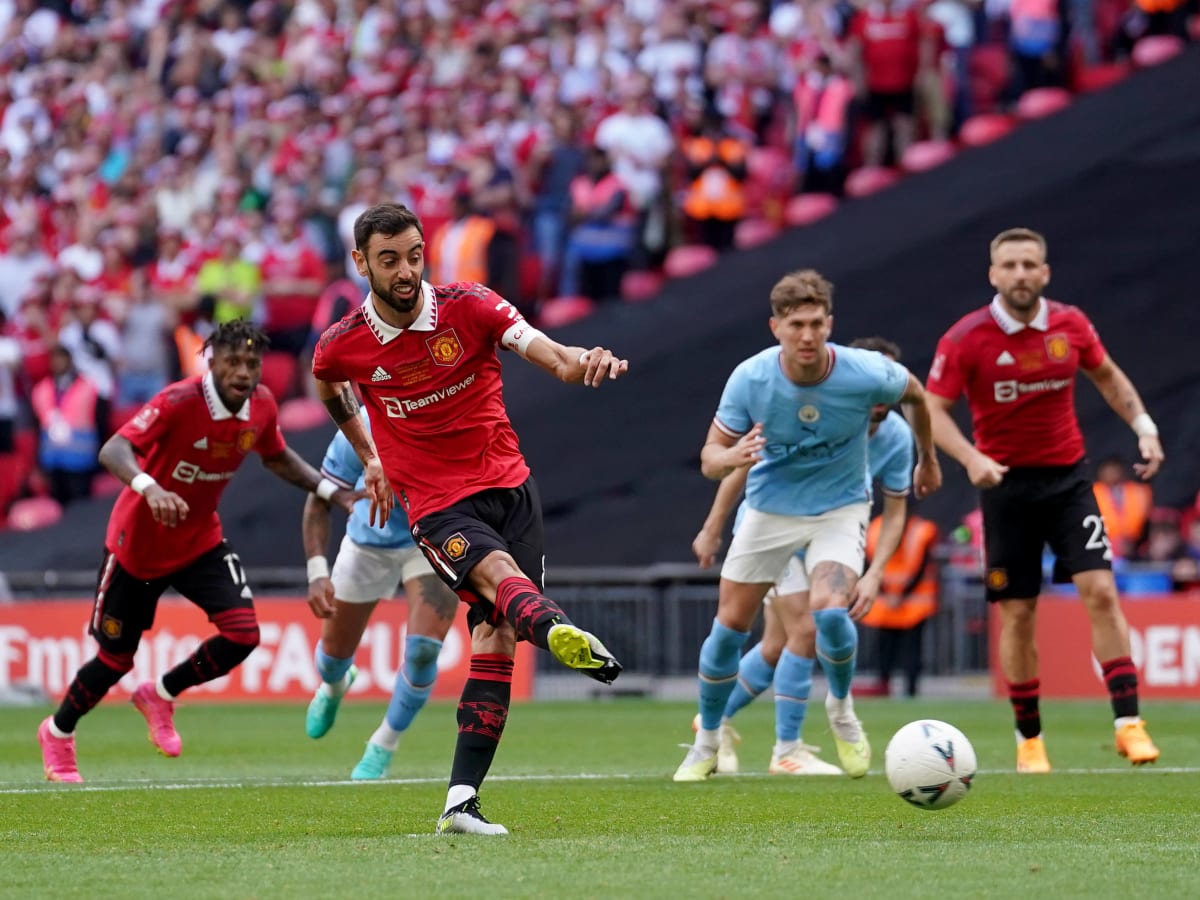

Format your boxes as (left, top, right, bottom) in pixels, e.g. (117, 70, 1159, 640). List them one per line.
(1135, 0, 1186, 12)
(793, 74, 853, 137)
(429, 216, 495, 286)
(31, 373, 99, 472)
(174, 325, 209, 379)
(569, 172, 635, 225)
(1093, 481, 1152, 556)
(862, 516, 939, 630)
(681, 136, 747, 222)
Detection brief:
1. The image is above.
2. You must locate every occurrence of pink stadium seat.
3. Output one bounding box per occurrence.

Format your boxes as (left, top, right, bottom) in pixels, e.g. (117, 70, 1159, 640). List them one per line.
(1015, 87, 1072, 121)
(967, 44, 1010, 114)
(734, 218, 780, 250)
(1132, 35, 1185, 68)
(900, 140, 957, 174)
(958, 113, 1016, 147)
(844, 166, 901, 198)
(784, 193, 838, 228)
(277, 398, 330, 432)
(1190, 15, 1200, 42)
(620, 270, 664, 303)
(537, 295, 596, 329)
(1072, 61, 1131, 93)
(7, 497, 64, 531)
(662, 244, 719, 279)
(259, 351, 298, 400)
(91, 472, 124, 498)
(746, 146, 793, 188)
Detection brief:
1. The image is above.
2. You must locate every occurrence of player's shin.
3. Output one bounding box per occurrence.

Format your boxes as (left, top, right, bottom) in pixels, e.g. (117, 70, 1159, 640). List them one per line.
(55, 650, 135, 732)
(773, 649, 814, 749)
(162, 609, 260, 695)
(723, 643, 776, 719)
(813, 608, 857, 699)
(446, 653, 513, 806)
(697, 619, 749, 735)
(382, 635, 443, 741)
(494, 576, 571, 648)
(314, 641, 356, 695)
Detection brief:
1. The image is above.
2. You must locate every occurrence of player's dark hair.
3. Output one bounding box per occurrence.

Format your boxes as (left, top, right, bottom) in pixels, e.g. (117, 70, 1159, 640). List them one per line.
(850, 336, 901, 362)
(203, 319, 270, 355)
(770, 269, 833, 317)
(991, 227, 1047, 260)
(354, 203, 424, 251)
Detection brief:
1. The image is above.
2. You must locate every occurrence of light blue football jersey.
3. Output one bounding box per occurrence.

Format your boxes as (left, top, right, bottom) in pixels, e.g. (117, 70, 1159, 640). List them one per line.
(715, 344, 908, 517)
(320, 411, 415, 550)
(870, 410, 914, 498)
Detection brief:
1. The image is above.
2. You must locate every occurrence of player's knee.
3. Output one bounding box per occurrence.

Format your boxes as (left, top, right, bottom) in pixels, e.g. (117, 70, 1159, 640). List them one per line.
(214, 610, 260, 648)
(472, 620, 516, 656)
(97, 648, 136, 674)
(405, 634, 443, 670)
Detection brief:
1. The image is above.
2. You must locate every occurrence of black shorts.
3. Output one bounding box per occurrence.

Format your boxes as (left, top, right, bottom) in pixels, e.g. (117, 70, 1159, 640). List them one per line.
(866, 89, 915, 120)
(89, 540, 253, 654)
(980, 462, 1112, 601)
(412, 477, 545, 630)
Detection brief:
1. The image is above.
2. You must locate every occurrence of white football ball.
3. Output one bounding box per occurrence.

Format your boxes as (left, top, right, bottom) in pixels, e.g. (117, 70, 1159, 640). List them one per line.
(885, 719, 977, 810)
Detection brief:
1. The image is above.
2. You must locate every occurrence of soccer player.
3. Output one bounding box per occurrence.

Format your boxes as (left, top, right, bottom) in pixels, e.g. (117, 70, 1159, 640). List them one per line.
(37, 321, 358, 783)
(301, 408, 462, 780)
(311, 203, 628, 835)
(925, 227, 1164, 772)
(674, 270, 941, 782)
(692, 337, 914, 776)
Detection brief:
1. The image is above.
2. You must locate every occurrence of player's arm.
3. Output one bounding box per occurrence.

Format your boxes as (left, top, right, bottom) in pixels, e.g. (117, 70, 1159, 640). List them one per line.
(505, 325, 629, 387)
(851, 494, 907, 620)
(700, 421, 765, 481)
(314, 376, 392, 526)
(926, 391, 1008, 489)
(301, 492, 336, 619)
(97, 433, 190, 527)
(693, 465, 748, 568)
(261, 446, 358, 513)
(1082, 353, 1164, 480)
(898, 373, 942, 498)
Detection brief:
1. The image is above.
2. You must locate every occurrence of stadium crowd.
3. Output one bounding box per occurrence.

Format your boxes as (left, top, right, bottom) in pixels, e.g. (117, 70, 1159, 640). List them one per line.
(0, 0, 1196, 527)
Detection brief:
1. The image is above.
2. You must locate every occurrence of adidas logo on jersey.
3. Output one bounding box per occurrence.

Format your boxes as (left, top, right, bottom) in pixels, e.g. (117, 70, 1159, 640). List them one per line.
(995, 351, 1015, 366)
(371, 367, 391, 382)
(193, 437, 208, 450)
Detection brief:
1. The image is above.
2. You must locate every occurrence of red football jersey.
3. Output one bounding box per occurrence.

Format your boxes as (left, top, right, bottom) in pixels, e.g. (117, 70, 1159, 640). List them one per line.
(926, 298, 1106, 467)
(106, 374, 287, 579)
(311, 282, 531, 522)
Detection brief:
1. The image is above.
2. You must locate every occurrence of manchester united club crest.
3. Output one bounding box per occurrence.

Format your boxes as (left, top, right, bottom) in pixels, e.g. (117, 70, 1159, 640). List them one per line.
(442, 532, 470, 560)
(100, 615, 123, 638)
(1044, 333, 1070, 361)
(237, 428, 258, 453)
(426, 329, 464, 367)
(986, 568, 1009, 591)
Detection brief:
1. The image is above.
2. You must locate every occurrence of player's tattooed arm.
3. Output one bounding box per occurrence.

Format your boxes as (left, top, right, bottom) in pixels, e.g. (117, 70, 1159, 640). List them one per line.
(316, 378, 360, 424)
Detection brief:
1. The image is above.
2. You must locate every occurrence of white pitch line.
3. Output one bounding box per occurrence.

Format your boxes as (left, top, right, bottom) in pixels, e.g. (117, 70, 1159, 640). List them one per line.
(2, 766, 1198, 795)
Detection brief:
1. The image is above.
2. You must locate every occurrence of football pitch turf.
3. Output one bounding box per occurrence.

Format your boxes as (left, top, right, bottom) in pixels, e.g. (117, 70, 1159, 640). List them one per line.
(3, 698, 1198, 899)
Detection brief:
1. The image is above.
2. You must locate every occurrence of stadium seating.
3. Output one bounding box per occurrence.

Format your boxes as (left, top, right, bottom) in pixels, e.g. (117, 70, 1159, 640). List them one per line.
(734, 218, 780, 250)
(662, 244, 720, 279)
(784, 193, 839, 228)
(900, 140, 957, 174)
(1073, 61, 1131, 93)
(1015, 87, 1073, 120)
(91, 472, 124, 497)
(1132, 35, 1185, 69)
(844, 166, 902, 198)
(259, 351, 299, 400)
(537, 295, 596, 329)
(958, 113, 1017, 147)
(277, 398, 329, 432)
(6, 497, 64, 531)
(620, 270, 665, 303)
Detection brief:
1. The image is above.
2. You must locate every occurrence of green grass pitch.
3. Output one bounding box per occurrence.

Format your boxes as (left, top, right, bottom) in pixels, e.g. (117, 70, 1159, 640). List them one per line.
(3, 697, 1198, 898)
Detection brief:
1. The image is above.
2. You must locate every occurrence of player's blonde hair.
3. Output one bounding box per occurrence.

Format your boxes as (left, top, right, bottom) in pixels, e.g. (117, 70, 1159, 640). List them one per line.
(770, 269, 833, 317)
(990, 227, 1047, 261)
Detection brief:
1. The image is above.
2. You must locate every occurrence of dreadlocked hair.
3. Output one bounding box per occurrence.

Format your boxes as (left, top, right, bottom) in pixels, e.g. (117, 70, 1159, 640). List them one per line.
(203, 319, 271, 355)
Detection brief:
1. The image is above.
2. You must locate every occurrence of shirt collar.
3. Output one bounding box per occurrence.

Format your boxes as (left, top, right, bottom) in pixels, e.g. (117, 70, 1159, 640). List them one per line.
(990, 294, 1049, 333)
(362, 282, 437, 344)
(202, 371, 251, 421)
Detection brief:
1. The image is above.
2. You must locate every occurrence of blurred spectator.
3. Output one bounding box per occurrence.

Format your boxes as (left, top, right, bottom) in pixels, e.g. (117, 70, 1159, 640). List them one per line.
(790, 53, 854, 194)
(0, 220, 54, 320)
(1093, 456, 1152, 560)
(259, 196, 326, 355)
(56, 287, 121, 436)
(1170, 513, 1200, 590)
(0, 309, 20, 456)
(679, 107, 749, 252)
(924, 0, 981, 128)
(559, 146, 637, 303)
(116, 269, 171, 407)
(1008, 0, 1065, 94)
(194, 224, 261, 324)
(704, 0, 780, 142)
(428, 188, 500, 286)
(31, 344, 100, 507)
(529, 109, 587, 302)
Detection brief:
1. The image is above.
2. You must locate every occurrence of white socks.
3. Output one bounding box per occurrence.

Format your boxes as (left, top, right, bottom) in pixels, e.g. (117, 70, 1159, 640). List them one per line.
(322, 671, 352, 698)
(370, 723, 402, 752)
(156, 677, 175, 701)
(445, 783, 475, 814)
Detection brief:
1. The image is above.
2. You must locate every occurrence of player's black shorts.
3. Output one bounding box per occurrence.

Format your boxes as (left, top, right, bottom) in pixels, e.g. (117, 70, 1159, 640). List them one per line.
(88, 540, 253, 654)
(865, 88, 915, 120)
(412, 477, 545, 630)
(980, 461, 1112, 602)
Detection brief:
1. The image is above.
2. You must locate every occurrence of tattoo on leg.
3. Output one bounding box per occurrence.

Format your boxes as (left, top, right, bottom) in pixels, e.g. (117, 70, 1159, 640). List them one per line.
(416, 575, 459, 620)
(323, 386, 360, 424)
(812, 563, 853, 602)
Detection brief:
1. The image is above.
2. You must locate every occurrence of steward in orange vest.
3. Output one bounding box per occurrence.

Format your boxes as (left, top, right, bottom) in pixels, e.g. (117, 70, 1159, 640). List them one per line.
(680, 110, 748, 252)
(862, 515, 939, 631)
(1093, 458, 1152, 559)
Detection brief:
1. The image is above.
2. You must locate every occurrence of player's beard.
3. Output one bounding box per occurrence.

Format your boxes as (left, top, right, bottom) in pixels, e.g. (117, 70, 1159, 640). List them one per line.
(368, 265, 423, 315)
(1002, 282, 1042, 312)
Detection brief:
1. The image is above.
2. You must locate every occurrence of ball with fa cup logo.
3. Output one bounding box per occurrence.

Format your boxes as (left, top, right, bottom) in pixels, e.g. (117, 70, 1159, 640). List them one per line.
(885, 720, 977, 810)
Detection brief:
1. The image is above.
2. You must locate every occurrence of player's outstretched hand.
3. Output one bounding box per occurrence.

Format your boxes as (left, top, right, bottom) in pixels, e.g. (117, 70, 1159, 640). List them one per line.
(143, 484, 189, 527)
(848, 570, 882, 620)
(332, 486, 365, 515)
(913, 455, 943, 499)
(307, 576, 335, 619)
(965, 451, 1007, 489)
(364, 458, 393, 527)
(692, 528, 722, 569)
(1134, 434, 1164, 480)
(579, 347, 629, 387)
